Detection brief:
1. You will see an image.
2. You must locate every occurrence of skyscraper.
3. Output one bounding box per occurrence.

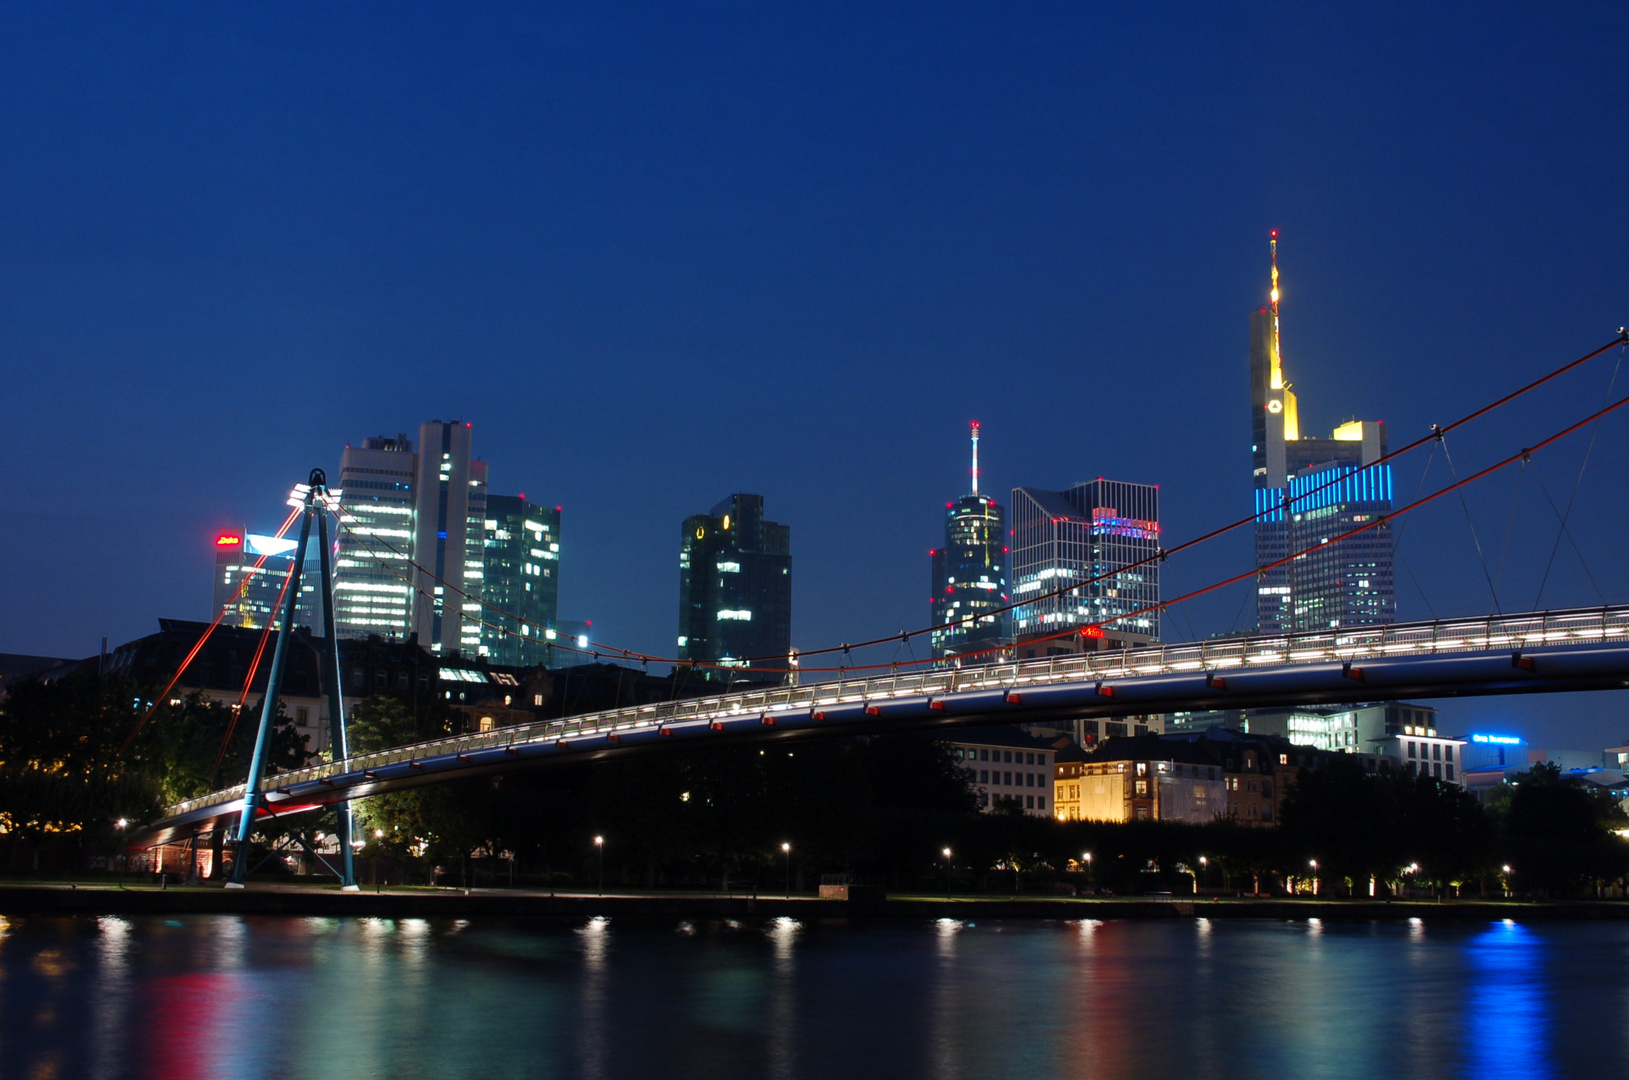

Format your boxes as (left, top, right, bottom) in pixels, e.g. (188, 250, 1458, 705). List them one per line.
(931, 423, 1009, 661)
(211, 530, 323, 634)
(1250, 235, 1394, 633)
(334, 433, 418, 640)
(678, 493, 791, 674)
(412, 420, 487, 656)
(1010, 479, 1160, 640)
(480, 495, 561, 666)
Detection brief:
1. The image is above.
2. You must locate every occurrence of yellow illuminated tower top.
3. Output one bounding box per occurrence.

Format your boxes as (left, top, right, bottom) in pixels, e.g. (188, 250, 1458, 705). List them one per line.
(1269, 230, 1299, 440)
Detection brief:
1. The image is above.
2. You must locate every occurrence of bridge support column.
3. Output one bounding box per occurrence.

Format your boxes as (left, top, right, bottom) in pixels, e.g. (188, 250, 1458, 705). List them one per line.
(317, 508, 358, 890)
(227, 489, 316, 887)
(228, 469, 357, 889)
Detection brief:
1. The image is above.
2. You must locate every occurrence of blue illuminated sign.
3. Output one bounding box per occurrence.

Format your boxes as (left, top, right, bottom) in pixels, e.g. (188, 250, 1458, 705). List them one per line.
(1471, 734, 1524, 745)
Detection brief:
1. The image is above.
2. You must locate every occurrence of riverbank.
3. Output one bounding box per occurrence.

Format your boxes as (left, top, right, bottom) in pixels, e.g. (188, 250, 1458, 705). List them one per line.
(2, 882, 1626, 922)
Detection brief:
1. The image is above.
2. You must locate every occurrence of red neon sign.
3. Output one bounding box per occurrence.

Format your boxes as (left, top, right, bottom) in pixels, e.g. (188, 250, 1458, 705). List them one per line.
(215, 534, 242, 547)
(1080, 626, 1105, 639)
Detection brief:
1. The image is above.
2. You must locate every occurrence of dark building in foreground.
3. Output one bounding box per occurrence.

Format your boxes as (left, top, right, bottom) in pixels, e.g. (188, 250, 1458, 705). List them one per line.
(480, 495, 561, 667)
(678, 494, 791, 673)
(99, 619, 439, 759)
(931, 423, 1009, 661)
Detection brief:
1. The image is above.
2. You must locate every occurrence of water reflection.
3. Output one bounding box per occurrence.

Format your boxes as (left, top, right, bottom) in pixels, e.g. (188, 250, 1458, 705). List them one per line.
(578, 916, 610, 1080)
(1464, 921, 1552, 1079)
(0, 915, 1621, 1078)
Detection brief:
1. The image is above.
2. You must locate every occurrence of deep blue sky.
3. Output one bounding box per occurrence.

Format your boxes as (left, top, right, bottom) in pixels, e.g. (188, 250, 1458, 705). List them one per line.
(4, 3, 1628, 748)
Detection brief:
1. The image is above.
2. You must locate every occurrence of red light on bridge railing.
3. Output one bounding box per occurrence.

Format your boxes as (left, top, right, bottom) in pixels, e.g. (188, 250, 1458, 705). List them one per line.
(216, 534, 242, 547)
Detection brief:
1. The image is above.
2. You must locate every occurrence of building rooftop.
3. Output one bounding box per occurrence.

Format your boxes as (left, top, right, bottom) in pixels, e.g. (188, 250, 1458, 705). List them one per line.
(942, 724, 1058, 752)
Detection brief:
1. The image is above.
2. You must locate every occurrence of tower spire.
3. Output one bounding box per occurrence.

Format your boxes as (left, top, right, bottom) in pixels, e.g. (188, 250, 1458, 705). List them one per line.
(970, 421, 980, 496)
(1268, 230, 1284, 391)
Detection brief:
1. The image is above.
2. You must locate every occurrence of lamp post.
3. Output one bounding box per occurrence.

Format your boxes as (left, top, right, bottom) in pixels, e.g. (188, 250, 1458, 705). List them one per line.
(594, 835, 604, 896)
(782, 842, 792, 899)
(115, 818, 128, 889)
(1198, 855, 1208, 896)
(1502, 864, 1513, 899)
(942, 847, 953, 900)
(1309, 859, 1319, 897)
(1083, 851, 1093, 887)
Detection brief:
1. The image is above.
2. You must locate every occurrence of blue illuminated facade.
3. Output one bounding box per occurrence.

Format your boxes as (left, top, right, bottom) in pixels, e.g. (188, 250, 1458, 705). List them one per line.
(1281, 462, 1396, 630)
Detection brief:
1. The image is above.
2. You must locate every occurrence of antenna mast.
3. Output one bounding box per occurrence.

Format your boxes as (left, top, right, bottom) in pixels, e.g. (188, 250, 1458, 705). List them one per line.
(1268, 230, 1285, 391)
(970, 421, 980, 496)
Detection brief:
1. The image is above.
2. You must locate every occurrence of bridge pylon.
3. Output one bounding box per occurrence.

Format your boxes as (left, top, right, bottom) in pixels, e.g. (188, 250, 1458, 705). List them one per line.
(226, 469, 358, 890)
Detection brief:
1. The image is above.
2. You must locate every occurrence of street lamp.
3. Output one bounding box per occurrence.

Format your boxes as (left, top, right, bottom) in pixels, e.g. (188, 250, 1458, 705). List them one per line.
(782, 842, 792, 899)
(1309, 859, 1319, 897)
(594, 835, 604, 897)
(115, 818, 128, 889)
(1198, 855, 1208, 895)
(1502, 864, 1513, 898)
(942, 847, 954, 900)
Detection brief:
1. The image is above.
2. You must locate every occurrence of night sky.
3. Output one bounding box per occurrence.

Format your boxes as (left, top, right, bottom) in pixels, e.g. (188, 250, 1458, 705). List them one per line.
(4, 4, 1627, 748)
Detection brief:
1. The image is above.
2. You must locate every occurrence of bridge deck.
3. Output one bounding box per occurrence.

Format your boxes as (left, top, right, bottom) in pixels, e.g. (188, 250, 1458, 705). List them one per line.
(144, 605, 1629, 842)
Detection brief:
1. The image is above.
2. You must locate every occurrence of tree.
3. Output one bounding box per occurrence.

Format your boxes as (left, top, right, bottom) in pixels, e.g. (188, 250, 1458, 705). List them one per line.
(1498, 763, 1629, 897)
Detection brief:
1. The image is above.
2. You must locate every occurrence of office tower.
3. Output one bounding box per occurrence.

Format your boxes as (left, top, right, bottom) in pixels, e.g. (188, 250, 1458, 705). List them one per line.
(412, 420, 487, 656)
(1249, 234, 1394, 633)
(930, 423, 1009, 661)
(480, 495, 561, 666)
(678, 493, 791, 673)
(1010, 479, 1160, 639)
(211, 530, 323, 634)
(334, 433, 418, 640)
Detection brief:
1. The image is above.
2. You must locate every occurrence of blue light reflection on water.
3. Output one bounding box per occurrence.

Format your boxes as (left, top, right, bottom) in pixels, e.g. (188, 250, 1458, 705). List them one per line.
(0, 913, 1626, 1079)
(1464, 921, 1552, 1080)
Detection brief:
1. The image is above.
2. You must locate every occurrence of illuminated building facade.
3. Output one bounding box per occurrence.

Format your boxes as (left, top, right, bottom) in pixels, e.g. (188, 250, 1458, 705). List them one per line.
(1010, 479, 1160, 640)
(480, 495, 561, 666)
(930, 423, 1009, 661)
(212, 530, 323, 634)
(334, 433, 418, 640)
(411, 420, 488, 656)
(1250, 234, 1394, 633)
(678, 493, 791, 673)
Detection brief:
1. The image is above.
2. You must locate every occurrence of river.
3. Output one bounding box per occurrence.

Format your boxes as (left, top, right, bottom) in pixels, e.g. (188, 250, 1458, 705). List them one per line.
(0, 912, 1624, 1079)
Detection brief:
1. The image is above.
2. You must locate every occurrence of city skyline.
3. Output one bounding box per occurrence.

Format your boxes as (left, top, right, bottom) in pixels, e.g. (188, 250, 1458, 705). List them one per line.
(4, 6, 1628, 751)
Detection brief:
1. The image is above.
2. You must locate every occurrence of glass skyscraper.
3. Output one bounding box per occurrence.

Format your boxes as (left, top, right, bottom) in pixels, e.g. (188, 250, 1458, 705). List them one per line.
(678, 493, 791, 674)
(1011, 479, 1160, 639)
(334, 433, 418, 640)
(931, 423, 1009, 661)
(212, 530, 323, 634)
(480, 495, 561, 667)
(1250, 235, 1395, 633)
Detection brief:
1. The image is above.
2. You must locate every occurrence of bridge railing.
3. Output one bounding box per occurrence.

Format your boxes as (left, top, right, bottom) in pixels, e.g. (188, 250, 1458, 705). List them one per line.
(162, 604, 1629, 820)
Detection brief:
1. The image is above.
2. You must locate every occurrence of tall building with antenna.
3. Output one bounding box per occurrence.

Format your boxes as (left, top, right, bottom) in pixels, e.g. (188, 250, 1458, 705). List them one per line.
(1251, 233, 1395, 633)
(931, 423, 1010, 661)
